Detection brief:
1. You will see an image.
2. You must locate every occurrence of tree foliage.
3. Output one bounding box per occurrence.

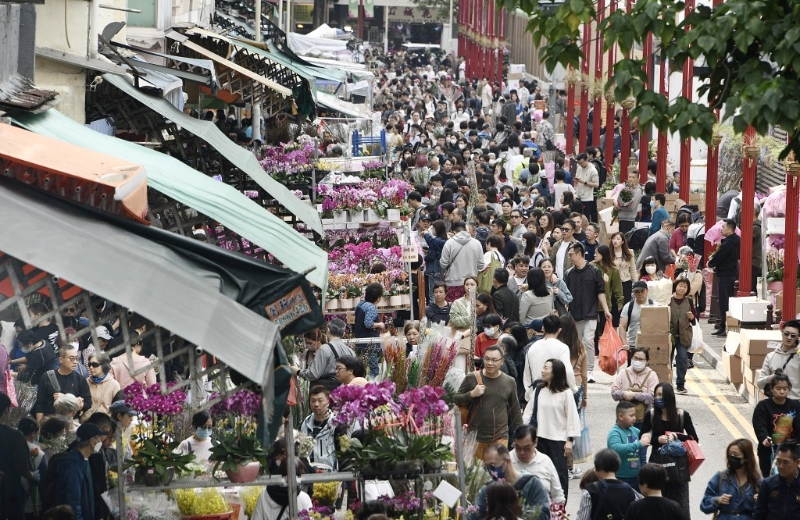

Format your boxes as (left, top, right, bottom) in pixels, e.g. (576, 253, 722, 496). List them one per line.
(502, 0, 800, 159)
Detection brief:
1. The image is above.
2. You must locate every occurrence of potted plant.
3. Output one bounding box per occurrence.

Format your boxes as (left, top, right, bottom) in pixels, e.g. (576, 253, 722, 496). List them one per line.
(123, 382, 196, 486)
(208, 389, 267, 483)
(175, 488, 234, 520)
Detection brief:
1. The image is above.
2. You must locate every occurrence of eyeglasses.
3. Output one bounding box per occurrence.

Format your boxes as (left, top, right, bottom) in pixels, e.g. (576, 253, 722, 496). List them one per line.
(511, 215, 522, 219)
(783, 331, 798, 339)
(483, 357, 503, 364)
(88, 362, 102, 368)
(335, 366, 346, 372)
(560, 227, 571, 231)
(63, 356, 79, 362)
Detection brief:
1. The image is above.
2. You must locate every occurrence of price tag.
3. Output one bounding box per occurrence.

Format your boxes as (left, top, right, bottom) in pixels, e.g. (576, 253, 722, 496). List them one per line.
(402, 245, 417, 263)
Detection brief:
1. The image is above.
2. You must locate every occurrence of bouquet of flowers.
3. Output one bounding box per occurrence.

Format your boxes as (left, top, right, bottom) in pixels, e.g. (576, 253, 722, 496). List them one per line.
(260, 135, 316, 183)
(207, 389, 267, 477)
(767, 248, 785, 282)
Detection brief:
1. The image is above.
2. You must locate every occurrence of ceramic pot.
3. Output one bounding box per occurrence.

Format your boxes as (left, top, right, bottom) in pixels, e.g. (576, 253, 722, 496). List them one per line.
(225, 461, 261, 483)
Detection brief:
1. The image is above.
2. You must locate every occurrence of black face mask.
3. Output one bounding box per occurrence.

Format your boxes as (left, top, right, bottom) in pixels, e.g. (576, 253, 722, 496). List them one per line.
(727, 456, 744, 470)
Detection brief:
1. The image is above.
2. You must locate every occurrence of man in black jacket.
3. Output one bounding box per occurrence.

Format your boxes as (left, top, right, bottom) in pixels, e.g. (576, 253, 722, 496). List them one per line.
(708, 219, 741, 336)
(492, 269, 520, 322)
(754, 442, 800, 520)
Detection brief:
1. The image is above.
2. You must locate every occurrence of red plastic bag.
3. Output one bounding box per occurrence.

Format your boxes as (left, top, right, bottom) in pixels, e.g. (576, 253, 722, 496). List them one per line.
(684, 438, 705, 475)
(598, 318, 624, 376)
(5, 371, 17, 407)
(287, 376, 298, 407)
(664, 263, 677, 280)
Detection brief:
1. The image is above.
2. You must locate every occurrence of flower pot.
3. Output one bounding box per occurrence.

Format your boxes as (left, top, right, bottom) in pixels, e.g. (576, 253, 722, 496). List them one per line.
(321, 218, 334, 225)
(339, 297, 354, 310)
(225, 461, 261, 483)
(768, 281, 784, 293)
(400, 294, 411, 306)
(350, 210, 365, 223)
(333, 211, 349, 224)
(136, 467, 174, 487)
(180, 512, 234, 520)
(350, 297, 361, 308)
(423, 459, 443, 473)
(389, 295, 403, 307)
(378, 296, 390, 308)
(365, 209, 380, 222)
(326, 298, 340, 311)
(387, 209, 401, 221)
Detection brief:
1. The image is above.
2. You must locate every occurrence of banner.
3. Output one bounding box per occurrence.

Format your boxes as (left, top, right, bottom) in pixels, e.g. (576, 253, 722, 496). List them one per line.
(364, 0, 374, 18)
(385, 6, 447, 22)
(348, 0, 358, 19)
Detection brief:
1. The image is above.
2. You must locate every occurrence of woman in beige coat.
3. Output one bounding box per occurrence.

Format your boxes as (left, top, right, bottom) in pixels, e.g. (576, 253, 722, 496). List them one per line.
(82, 352, 120, 422)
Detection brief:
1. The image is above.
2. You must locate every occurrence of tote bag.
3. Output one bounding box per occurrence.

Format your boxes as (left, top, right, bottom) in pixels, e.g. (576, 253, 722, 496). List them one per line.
(572, 408, 592, 463)
(477, 251, 504, 294)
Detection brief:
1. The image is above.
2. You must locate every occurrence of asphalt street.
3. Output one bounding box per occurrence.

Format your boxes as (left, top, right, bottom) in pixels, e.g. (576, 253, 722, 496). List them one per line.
(565, 350, 757, 519)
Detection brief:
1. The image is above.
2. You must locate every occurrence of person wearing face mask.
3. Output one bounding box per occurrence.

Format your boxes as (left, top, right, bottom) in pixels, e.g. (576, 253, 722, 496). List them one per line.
(468, 444, 550, 520)
(700, 439, 760, 520)
(611, 347, 658, 471)
(176, 410, 214, 464)
(640, 382, 699, 517)
(638, 257, 662, 282)
(474, 313, 503, 364)
(253, 443, 313, 520)
(636, 220, 676, 275)
(54, 422, 109, 520)
(752, 372, 800, 477)
(648, 193, 670, 236)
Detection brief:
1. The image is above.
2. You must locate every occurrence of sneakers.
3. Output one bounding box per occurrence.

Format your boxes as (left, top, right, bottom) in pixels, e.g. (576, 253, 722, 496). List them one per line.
(687, 360, 695, 369)
(676, 386, 688, 394)
(569, 467, 584, 479)
(587, 372, 596, 383)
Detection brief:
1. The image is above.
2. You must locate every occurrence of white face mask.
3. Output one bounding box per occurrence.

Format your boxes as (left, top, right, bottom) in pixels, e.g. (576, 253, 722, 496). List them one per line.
(645, 265, 657, 274)
(631, 360, 647, 372)
(484, 327, 496, 337)
(94, 441, 103, 453)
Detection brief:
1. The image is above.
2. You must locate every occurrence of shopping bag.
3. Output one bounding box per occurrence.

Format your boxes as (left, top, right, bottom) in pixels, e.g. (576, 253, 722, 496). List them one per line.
(664, 263, 677, 280)
(287, 376, 298, 407)
(5, 370, 17, 407)
(572, 408, 592, 463)
(651, 449, 691, 483)
(683, 438, 705, 475)
(689, 321, 708, 354)
(598, 318, 623, 375)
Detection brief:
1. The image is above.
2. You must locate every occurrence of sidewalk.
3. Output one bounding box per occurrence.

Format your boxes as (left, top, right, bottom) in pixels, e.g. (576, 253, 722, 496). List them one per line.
(695, 318, 760, 406)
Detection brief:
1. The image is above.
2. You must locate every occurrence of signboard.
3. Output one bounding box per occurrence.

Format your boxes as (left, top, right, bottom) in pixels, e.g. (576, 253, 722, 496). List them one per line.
(264, 286, 313, 330)
(386, 6, 446, 23)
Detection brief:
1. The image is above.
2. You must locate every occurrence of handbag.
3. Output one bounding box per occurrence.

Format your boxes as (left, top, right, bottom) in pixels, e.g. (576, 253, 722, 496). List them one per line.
(459, 370, 483, 426)
(598, 318, 624, 375)
(528, 382, 543, 428)
(5, 370, 17, 407)
(573, 408, 592, 463)
(689, 320, 707, 354)
(651, 448, 691, 483)
(683, 437, 705, 475)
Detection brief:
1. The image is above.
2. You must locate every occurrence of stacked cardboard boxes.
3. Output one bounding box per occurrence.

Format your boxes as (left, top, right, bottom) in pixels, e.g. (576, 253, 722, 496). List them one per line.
(636, 306, 672, 383)
(722, 331, 743, 386)
(738, 328, 781, 401)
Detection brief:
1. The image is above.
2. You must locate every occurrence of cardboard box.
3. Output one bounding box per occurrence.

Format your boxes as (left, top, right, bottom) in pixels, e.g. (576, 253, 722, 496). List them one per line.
(509, 64, 527, 74)
(739, 329, 781, 369)
(723, 331, 741, 356)
(688, 193, 706, 214)
(636, 332, 672, 365)
(639, 306, 671, 334)
(776, 289, 800, 318)
(507, 72, 524, 80)
(651, 363, 673, 383)
(729, 297, 770, 323)
(726, 312, 741, 329)
(507, 79, 520, 91)
(741, 360, 760, 385)
(723, 351, 743, 385)
(598, 197, 615, 212)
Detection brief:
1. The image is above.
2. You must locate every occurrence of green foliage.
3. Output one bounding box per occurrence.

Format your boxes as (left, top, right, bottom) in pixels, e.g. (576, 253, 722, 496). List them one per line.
(503, 0, 800, 160)
(208, 418, 268, 477)
(123, 437, 196, 486)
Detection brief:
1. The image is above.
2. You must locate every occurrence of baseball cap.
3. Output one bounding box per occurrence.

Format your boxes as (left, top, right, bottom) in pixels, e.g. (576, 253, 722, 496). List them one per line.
(420, 214, 432, 222)
(95, 326, 112, 340)
(109, 400, 136, 416)
(632, 281, 649, 291)
(524, 319, 544, 332)
(76, 423, 109, 442)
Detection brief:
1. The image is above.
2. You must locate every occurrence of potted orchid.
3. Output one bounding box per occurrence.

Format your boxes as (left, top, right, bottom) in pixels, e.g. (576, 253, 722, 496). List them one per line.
(207, 389, 266, 482)
(123, 382, 196, 486)
(332, 381, 452, 477)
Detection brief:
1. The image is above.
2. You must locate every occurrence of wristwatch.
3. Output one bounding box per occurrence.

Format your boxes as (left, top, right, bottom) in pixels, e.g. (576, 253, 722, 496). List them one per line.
(567, 437, 574, 442)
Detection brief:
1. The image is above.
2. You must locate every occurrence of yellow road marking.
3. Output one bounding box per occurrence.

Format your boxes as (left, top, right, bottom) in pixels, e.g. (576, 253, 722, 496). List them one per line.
(688, 368, 757, 442)
(684, 378, 746, 440)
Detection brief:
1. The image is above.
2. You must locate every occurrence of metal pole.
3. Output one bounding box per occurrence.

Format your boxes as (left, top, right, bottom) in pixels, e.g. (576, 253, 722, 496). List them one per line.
(449, 0, 454, 52)
(116, 425, 125, 520)
(286, 408, 298, 519)
(252, 0, 261, 145)
(384, 5, 389, 53)
(454, 410, 468, 510)
(278, 0, 283, 32)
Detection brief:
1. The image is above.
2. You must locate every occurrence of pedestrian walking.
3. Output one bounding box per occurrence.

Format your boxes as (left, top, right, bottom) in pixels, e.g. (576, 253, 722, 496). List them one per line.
(754, 442, 800, 520)
(701, 439, 760, 520)
(757, 320, 800, 399)
(624, 464, 687, 520)
(669, 278, 695, 394)
(607, 401, 652, 492)
(575, 449, 642, 520)
(752, 372, 800, 477)
(708, 219, 741, 337)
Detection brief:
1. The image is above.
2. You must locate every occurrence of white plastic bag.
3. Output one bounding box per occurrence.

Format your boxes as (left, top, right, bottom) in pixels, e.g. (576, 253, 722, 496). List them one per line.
(689, 321, 708, 354)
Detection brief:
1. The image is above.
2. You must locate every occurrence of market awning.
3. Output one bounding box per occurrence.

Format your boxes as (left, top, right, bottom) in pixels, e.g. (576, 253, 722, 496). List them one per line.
(317, 91, 373, 119)
(106, 41, 219, 93)
(11, 109, 330, 293)
(0, 179, 288, 388)
(102, 73, 323, 235)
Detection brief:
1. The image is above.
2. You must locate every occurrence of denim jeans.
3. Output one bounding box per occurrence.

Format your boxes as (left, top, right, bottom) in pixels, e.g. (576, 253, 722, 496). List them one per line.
(673, 340, 689, 388)
(425, 271, 441, 305)
(356, 342, 381, 378)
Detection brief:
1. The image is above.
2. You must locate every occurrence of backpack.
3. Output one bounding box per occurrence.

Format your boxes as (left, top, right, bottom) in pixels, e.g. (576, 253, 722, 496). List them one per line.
(627, 299, 654, 324)
(592, 159, 607, 187)
(733, 197, 743, 227)
(40, 450, 70, 512)
(478, 251, 504, 294)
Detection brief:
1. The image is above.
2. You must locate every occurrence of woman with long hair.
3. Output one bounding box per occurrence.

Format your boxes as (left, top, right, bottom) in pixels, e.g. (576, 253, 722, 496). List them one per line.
(559, 315, 587, 410)
(610, 232, 638, 305)
(449, 276, 480, 331)
(539, 259, 572, 315)
(640, 382, 699, 517)
(669, 278, 695, 395)
(424, 220, 449, 304)
(483, 481, 522, 520)
(538, 213, 555, 242)
(523, 359, 581, 502)
(519, 268, 554, 322)
(522, 232, 541, 260)
(475, 292, 497, 331)
(700, 439, 760, 520)
(593, 244, 624, 345)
